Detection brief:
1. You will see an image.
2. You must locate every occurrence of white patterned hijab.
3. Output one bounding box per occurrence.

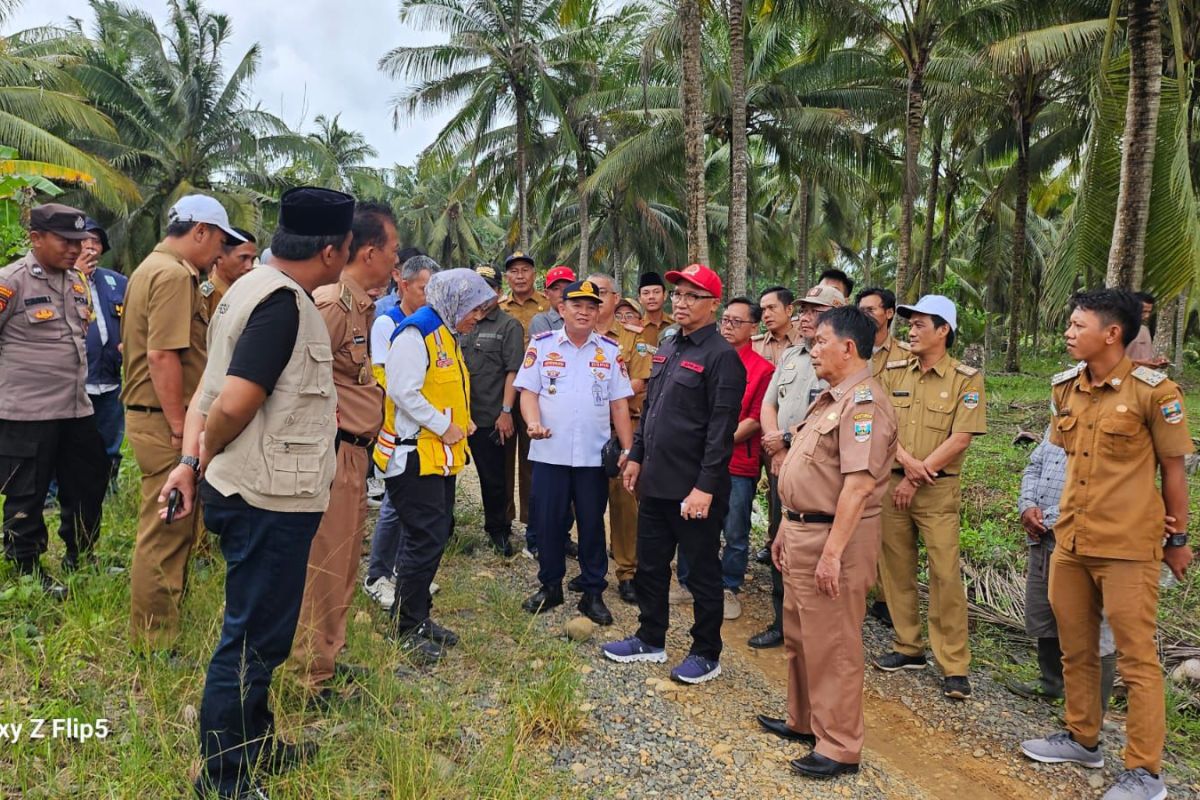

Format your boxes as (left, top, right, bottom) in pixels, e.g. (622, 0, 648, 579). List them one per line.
(424, 268, 495, 328)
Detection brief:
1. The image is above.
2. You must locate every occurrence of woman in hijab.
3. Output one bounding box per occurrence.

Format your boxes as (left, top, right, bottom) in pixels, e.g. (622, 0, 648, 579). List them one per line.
(382, 267, 496, 663)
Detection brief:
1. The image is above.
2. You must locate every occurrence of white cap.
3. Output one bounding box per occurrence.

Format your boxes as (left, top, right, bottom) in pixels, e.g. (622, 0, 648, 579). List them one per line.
(897, 294, 957, 331)
(168, 195, 246, 242)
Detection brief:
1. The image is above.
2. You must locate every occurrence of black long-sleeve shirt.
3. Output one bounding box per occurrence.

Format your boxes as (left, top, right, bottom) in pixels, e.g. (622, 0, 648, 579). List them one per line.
(630, 322, 746, 500)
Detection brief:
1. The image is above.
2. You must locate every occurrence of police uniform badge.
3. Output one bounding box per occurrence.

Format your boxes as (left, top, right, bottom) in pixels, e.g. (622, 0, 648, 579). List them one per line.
(200, 280, 215, 298)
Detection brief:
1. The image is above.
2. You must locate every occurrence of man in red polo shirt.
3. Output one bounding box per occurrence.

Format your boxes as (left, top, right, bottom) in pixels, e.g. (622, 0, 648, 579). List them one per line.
(676, 296, 774, 619)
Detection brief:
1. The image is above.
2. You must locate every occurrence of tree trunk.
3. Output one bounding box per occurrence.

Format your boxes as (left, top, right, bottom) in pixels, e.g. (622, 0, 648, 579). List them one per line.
(863, 203, 875, 286)
(936, 174, 956, 286)
(1005, 116, 1032, 373)
(516, 95, 531, 250)
(1173, 291, 1187, 370)
(577, 150, 590, 274)
(726, 0, 748, 296)
(1154, 296, 1176, 353)
(896, 61, 926, 302)
(797, 178, 811, 291)
(679, 0, 709, 266)
(1105, 0, 1163, 289)
(918, 126, 942, 296)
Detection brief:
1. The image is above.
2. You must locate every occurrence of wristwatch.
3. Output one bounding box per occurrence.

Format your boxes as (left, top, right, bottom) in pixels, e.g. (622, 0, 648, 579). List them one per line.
(781, 432, 793, 449)
(179, 455, 200, 474)
(501, 404, 513, 414)
(1165, 533, 1189, 548)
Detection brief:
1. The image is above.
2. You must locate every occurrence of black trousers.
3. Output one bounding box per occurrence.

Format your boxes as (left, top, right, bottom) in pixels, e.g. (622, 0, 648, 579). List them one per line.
(0, 417, 107, 565)
(532, 463, 608, 593)
(197, 488, 322, 797)
(766, 473, 785, 631)
(386, 451, 457, 632)
(634, 494, 727, 661)
(469, 427, 510, 541)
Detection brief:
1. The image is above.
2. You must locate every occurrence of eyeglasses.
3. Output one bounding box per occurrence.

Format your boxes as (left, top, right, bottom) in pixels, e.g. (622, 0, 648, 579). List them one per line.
(719, 316, 750, 328)
(594, 288, 615, 296)
(615, 311, 639, 321)
(670, 290, 716, 305)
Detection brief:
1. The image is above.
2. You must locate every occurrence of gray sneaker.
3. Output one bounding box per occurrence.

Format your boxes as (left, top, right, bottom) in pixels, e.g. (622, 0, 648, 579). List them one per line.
(1020, 731, 1104, 768)
(1101, 768, 1167, 800)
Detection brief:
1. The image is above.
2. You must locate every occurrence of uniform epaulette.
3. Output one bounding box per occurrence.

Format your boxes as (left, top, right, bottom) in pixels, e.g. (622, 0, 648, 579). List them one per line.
(623, 322, 645, 334)
(955, 363, 979, 377)
(338, 283, 353, 311)
(199, 280, 215, 298)
(1131, 365, 1168, 387)
(896, 340, 912, 351)
(532, 330, 552, 341)
(1051, 363, 1084, 386)
(751, 332, 766, 341)
(885, 359, 910, 369)
(599, 334, 619, 347)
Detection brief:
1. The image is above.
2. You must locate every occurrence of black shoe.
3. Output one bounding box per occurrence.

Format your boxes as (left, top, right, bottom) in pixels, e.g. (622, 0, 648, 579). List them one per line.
(17, 560, 68, 601)
(194, 778, 271, 799)
(564, 539, 579, 559)
(333, 663, 369, 685)
(754, 547, 772, 565)
(522, 585, 564, 614)
(868, 600, 893, 628)
(489, 534, 514, 557)
(618, 580, 637, 605)
(567, 575, 584, 593)
(998, 675, 1062, 702)
(756, 714, 816, 745)
(874, 651, 927, 672)
(577, 592, 613, 626)
(396, 634, 445, 665)
(61, 551, 97, 573)
(790, 751, 859, 779)
(261, 737, 319, 774)
(748, 627, 784, 649)
(943, 675, 972, 700)
(416, 619, 459, 648)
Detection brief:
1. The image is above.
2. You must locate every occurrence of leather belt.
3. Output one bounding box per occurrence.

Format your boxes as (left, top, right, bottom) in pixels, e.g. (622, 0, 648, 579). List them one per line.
(892, 468, 950, 479)
(336, 430, 375, 449)
(783, 510, 835, 524)
(126, 404, 161, 413)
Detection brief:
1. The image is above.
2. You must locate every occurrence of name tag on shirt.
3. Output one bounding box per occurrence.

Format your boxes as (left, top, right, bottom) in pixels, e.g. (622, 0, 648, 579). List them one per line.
(681, 360, 704, 373)
(652, 355, 667, 364)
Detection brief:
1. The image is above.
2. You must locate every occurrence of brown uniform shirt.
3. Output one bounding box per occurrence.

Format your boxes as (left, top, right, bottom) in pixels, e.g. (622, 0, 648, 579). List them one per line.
(0, 253, 93, 420)
(601, 321, 652, 416)
(778, 366, 898, 516)
(881, 352, 987, 474)
(870, 335, 910, 377)
(499, 290, 549, 346)
(199, 271, 231, 320)
(752, 325, 802, 367)
(640, 311, 675, 346)
(120, 243, 209, 408)
(314, 276, 385, 439)
(1049, 357, 1193, 561)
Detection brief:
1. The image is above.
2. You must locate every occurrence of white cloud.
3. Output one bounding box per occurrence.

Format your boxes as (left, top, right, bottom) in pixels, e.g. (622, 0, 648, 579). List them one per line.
(8, 0, 454, 167)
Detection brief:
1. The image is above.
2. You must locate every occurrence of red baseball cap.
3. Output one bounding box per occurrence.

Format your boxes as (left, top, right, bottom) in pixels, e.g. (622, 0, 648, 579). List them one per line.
(545, 265, 576, 288)
(665, 263, 722, 299)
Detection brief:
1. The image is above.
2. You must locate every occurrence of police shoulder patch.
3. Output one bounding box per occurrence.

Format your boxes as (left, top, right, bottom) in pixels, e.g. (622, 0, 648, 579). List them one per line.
(955, 363, 979, 377)
(1131, 365, 1167, 387)
(1051, 363, 1084, 386)
(885, 359, 909, 369)
(532, 330, 553, 341)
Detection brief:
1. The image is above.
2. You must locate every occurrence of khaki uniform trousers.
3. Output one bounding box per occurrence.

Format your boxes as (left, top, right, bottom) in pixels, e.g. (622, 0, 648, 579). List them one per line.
(289, 442, 369, 688)
(609, 476, 639, 581)
(1049, 547, 1164, 772)
(781, 516, 879, 764)
(879, 474, 971, 675)
(505, 406, 532, 525)
(127, 409, 202, 649)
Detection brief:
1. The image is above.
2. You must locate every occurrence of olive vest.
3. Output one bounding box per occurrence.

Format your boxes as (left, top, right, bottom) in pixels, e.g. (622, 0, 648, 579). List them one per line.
(198, 267, 337, 512)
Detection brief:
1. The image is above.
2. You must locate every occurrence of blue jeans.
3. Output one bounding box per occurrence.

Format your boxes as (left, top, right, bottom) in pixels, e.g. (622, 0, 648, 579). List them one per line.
(531, 463, 608, 593)
(367, 491, 404, 583)
(677, 475, 756, 592)
(196, 488, 321, 797)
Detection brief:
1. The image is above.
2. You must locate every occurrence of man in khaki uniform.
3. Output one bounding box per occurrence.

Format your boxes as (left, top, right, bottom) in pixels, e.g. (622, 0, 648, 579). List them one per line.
(877, 295, 986, 701)
(752, 286, 800, 366)
(289, 203, 391, 707)
(756, 305, 897, 779)
(0, 203, 108, 598)
(856, 287, 910, 377)
(499, 251, 549, 550)
(1021, 289, 1192, 800)
(637, 271, 674, 347)
(199, 227, 257, 318)
(590, 273, 651, 604)
(124, 194, 246, 650)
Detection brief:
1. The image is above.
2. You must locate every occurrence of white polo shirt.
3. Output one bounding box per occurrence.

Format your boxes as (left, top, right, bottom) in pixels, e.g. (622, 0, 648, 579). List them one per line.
(514, 327, 633, 467)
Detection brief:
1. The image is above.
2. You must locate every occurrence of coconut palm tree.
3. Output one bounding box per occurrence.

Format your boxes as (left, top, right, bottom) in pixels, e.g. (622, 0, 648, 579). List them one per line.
(307, 113, 380, 193)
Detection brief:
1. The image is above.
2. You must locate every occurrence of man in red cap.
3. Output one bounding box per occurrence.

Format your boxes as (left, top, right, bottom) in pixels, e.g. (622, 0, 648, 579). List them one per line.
(529, 265, 575, 337)
(603, 264, 745, 685)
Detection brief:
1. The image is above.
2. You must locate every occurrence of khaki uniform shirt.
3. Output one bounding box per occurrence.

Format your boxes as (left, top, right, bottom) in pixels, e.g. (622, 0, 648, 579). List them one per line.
(0, 253, 93, 420)
(764, 342, 825, 433)
(314, 276, 384, 439)
(121, 243, 208, 408)
(499, 290, 549, 346)
(199, 271, 231, 320)
(778, 366, 898, 517)
(601, 321, 652, 416)
(882, 352, 987, 474)
(752, 326, 802, 367)
(870, 335, 910, 377)
(640, 312, 675, 347)
(1050, 357, 1194, 561)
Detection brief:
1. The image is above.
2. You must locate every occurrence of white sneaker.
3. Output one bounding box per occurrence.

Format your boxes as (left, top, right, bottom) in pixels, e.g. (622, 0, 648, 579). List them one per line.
(723, 589, 742, 620)
(430, 581, 440, 596)
(366, 476, 385, 499)
(364, 576, 395, 610)
(1102, 768, 1167, 800)
(1020, 731, 1104, 768)
(668, 585, 693, 605)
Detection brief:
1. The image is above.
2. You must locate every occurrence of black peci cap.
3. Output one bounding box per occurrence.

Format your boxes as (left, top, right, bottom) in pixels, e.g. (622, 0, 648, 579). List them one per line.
(31, 203, 90, 240)
(638, 271, 664, 290)
(278, 187, 355, 237)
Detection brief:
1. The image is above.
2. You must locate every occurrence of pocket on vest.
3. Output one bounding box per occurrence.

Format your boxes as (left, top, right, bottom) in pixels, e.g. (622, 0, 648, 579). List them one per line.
(266, 435, 326, 496)
(300, 343, 335, 396)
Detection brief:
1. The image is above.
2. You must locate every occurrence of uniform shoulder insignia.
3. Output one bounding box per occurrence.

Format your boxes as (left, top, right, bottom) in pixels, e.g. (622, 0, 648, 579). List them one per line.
(885, 359, 910, 369)
(338, 283, 353, 311)
(199, 280, 215, 297)
(751, 332, 765, 341)
(1051, 363, 1084, 386)
(532, 330, 553, 341)
(599, 334, 619, 346)
(896, 340, 912, 351)
(623, 322, 644, 334)
(1131, 365, 1167, 387)
(955, 363, 979, 377)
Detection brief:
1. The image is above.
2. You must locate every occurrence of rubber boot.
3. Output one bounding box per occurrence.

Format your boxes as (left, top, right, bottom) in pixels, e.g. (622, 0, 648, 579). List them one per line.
(1099, 652, 1118, 717)
(1037, 637, 1065, 698)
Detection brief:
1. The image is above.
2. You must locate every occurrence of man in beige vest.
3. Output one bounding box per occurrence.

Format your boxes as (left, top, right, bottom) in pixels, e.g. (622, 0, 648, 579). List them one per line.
(159, 187, 355, 800)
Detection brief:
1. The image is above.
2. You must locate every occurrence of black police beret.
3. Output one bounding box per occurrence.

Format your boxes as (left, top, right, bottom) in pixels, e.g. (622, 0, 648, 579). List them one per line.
(278, 187, 355, 236)
(638, 271, 664, 289)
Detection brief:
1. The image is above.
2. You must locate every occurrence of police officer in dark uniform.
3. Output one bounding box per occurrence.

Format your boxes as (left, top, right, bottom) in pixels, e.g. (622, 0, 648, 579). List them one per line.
(0, 204, 108, 596)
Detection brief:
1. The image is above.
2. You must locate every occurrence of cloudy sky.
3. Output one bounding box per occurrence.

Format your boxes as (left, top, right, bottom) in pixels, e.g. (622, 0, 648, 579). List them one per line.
(10, 0, 451, 167)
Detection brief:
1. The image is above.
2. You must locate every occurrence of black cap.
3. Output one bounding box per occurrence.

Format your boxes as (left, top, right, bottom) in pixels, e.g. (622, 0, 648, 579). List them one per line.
(562, 279, 601, 303)
(84, 218, 110, 253)
(278, 187, 355, 236)
(638, 271, 664, 290)
(31, 203, 90, 240)
(504, 251, 535, 270)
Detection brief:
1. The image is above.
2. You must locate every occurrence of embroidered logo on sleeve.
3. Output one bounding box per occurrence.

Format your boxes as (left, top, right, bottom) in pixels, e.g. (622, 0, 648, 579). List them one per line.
(1161, 400, 1184, 425)
(523, 348, 537, 368)
(853, 417, 873, 442)
(962, 391, 980, 410)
